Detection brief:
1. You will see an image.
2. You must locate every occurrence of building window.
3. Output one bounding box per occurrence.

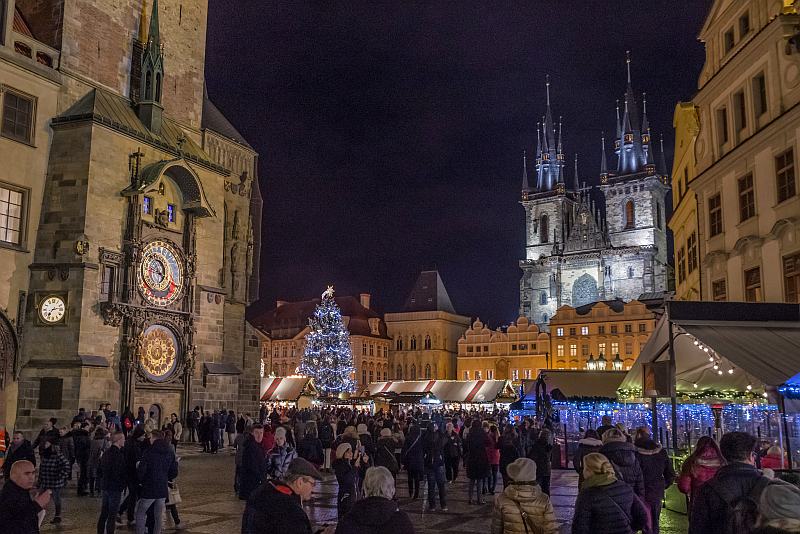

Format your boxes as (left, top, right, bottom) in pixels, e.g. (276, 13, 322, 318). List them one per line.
(624, 324, 632, 333)
(100, 265, 115, 303)
(467, 346, 473, 353)
(569, 344, 577, 357)
(739, 12, 750, 36)
(511, 344, 517, 351)
(556, 327, 564, 337)
(38, 377, 63, 410)
(486, 369, 494, 380)
(396, 365, 403, 379)
(520, 343, 528, 351)
(738, 173, 755, 222)
(712, 279, 727, 301)
(369, 370, 373, 383)
(410, 336, 417, 350)
(724, 28, 735, 53)
(581, 344, 589, 356)
(369, 344, 374, 356)
(625, 342, 633, 354)
(598, 342, 606, 355)
(383, 370, 387, 380)
(744, 267, 762, 302)
(716, 107, 729, 147)
(628, 267, 634, 279)
(733, 90, 747, 132)
(581, 326, 589, 335)
(569, 327, 576, 336)
(484, 345, 489, 352)
(753, 73, 767, 117)
(708, 193, 723, 237)
(143, 196, 152, 215)
(410, 364, 416, 380)
(557, 345, 564, 358)
(424, 335, 431, 349)
(540, 292, 547, 305)
(598, 325, 605, 334)
(540, 215, 549, 243)
(610, 325, 618, 334)
(611, 342, 619, 356)
(687, 232, 698, 274)
(776, 148, 796, 204)
(0, 184, 25, 245)
(396, 338, 403, 350)
(1, 88, 34, 144)
(475, 346, 481, 353)
(463, 371, 469, 380)
(677, 247, 686, 284)
(639, 323, 646, 332)
(167, 203, 175, 223)
(784, 253, 800, 303)
(524, 369, 532, 379)
(512, 369, 519, 381)
(624, 200, 635, 229)
(424, 364, 431, 379)
(362, 343, 367, 356)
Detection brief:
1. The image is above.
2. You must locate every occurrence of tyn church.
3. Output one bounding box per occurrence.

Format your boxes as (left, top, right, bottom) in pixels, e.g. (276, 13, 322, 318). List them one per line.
(519, 57, 670, 329)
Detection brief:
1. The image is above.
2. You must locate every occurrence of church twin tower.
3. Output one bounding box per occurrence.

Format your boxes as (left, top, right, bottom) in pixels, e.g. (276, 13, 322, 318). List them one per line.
(519, 55, 670, 328)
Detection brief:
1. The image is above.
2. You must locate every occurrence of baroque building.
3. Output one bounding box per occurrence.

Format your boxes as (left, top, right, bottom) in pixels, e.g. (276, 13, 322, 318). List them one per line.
(6, 0, 264, 433)
(686, 1, 800, 303)
(519, 61, 670, 330)
(385, 271, 471, 381)
(251, 293, 391, 389)
(456, 316, 549, 386)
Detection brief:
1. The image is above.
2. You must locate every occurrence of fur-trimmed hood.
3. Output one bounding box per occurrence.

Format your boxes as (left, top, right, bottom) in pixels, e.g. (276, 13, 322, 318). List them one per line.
(578, 437, 603, 447)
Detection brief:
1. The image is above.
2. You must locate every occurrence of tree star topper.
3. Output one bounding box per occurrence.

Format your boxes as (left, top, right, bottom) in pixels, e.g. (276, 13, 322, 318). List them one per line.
(322, 285, 335, 299)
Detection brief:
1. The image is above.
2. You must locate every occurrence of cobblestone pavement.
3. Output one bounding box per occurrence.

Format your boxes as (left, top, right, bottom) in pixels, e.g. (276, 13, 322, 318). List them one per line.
(27, 445, 688, 533)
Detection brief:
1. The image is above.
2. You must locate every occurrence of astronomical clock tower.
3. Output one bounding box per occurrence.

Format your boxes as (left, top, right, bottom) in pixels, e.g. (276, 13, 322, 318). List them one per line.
(13, 0, 263, 432)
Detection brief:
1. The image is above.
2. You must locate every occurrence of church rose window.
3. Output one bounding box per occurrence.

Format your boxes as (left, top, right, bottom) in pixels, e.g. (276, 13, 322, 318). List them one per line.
(572, 273, 598, 307)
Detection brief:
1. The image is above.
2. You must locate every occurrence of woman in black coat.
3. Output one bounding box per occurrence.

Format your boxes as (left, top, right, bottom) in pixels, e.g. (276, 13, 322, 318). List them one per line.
(529, 428, 554, 495)
(498, 426, 522, 488)
(401, 424, 424, 499)
(634, 430, 675, 534)
(464, 420, 490, 505)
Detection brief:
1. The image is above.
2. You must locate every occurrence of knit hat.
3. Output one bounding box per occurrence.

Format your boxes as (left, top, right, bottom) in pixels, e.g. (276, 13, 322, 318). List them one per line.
(336, 442, 352, 459)
(380, 428, 392, 437)
(287, 457, 323, 481)
(506, 458, 537, 483)
(357, 423, 368, 434)
(759, 481, 800, 521)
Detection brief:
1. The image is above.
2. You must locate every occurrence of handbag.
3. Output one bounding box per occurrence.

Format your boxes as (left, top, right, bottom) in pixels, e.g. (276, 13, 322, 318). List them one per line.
(513, 500, 545, 534)
(167, 482, 182, 505)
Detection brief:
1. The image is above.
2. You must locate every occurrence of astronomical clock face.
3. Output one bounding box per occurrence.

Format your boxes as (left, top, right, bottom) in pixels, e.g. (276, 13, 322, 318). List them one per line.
(138, 240, 184, 306)
(39, 295, 66, 324)
(139, 325, 179, 382)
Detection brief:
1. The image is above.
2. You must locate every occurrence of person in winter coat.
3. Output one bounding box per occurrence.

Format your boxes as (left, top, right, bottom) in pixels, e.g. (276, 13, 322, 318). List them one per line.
(677, 436, 725, 500)
(32, 418, 61, 449)
(226, 410, 237, 447)
(443, 422, 462, 483)
(634, 429, 675, 534)
(754, 481, 800, 534)
(760, 446, 787, 470)
(486, 425, 501, 494)
(0, 460, 51, 534)
(596, 416, 615, 441)
(491, 457, 558, 534)
(267, 426, 298, 481)
(134, 430, 178, 534)
(169, 413, 183, 448)
(58, 426, 75, 480)
(374, 428, 400, 479)
(572, 453, 650, 534)
(319, 416, 336, 472)
(88, 427, 108, 496)
(465, 420, 490, 505)
(335, 466, 415, 534)
(358, 424, 376, 457)
(96, 432, 127, 534)
(423, 423, 448, 511)
(297, 423, 324, 468)
(402, 423, 425, 499)
(333, 443, 363, 519)
(118, 426, 147, 525)
(573, 429, 603, 490)
(600, 428, 645, 498)
(37, 437, 70, 524)
(238, 425, 267, 500)
(529, 427, 554, 495)
(72, 421, 92, 496)
(2, 431, 36, 480)
(498, 425, 523, 489)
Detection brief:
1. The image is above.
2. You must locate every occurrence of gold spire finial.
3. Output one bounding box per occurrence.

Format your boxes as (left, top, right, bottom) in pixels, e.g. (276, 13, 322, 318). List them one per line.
(138, 0, 148, 43)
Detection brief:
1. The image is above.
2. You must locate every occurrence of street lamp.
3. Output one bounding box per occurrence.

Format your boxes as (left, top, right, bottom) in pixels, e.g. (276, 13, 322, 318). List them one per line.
(586, 353, 597, 371)
(612, 353, 624, 371)
(597, 352, 607, 371)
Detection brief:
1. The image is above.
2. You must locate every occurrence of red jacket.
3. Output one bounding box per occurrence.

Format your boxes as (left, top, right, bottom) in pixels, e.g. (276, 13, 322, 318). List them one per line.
(677, 452, 722, 495)
(486, 433, 500, 465)
(761, 453, 786, 470)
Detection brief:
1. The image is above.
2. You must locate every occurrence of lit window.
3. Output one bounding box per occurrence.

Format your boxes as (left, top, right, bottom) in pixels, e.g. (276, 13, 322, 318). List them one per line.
(569, 344, 577, 357)
(512, 369, 519, 381)
(463, 371, 469, 380)
(611, 342, 619, 355)
(0, 185, 25, 245)
(556, 328, 564, 337)
(557, 345, 564, 357)
(486, 369, 494, 380)
(581, 326, 589, 335)
(143, 196, 152, 215)
(167, 203, 175, 223)
(524, 369, 532, 379)
(475, 370, 481, 380)
(598, 342, 606, 355)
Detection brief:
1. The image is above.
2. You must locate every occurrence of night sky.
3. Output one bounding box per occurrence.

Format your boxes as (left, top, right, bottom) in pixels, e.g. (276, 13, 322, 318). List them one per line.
(205, 1, 712, 326)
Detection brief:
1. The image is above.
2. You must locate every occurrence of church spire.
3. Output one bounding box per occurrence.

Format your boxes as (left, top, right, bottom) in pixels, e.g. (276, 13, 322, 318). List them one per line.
(600, 134, 609, 183)
(137, 0, 164, 133)
(641, 92, 650, 134)
(521, 150, 530, 197)
(657, 134, 668, 177)
(535, 122, 542, 158)
(573, 153, 580, 192)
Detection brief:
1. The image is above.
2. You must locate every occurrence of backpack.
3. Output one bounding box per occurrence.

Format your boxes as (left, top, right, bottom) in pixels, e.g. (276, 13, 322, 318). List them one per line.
(709, 475, 770, 534)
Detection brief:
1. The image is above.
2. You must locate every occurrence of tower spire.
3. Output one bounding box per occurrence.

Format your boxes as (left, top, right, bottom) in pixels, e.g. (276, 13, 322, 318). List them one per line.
(557, 117, 563, 154)
(138, 0, 148, 43)
(615, 100, 621, 138)
(546, 74, 551, 107)
(657, 134, 668, 176)
(573, 153, 580, 192)
(137, 0, 164, 133)
(600, 134, 608, 181)
(626, 50, 632, 86)
(641, 92, 650, 134)
(536, 122, 542, 157)
(522, 150, 530, 195)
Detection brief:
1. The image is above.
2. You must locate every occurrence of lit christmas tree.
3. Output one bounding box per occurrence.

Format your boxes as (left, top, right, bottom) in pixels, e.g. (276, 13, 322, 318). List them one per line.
(298, 285, 356, 395)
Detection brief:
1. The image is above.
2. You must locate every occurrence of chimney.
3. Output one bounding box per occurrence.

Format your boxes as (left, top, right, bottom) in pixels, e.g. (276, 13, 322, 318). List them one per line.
(276, 300, 287, 308)
(360, 293, 371, 309)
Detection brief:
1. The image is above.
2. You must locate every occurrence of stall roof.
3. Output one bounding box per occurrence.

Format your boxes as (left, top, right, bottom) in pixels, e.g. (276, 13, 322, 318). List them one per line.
(620, 301, 800, 394)
(523, 371, 627, 401)
(260, 376, 317, 402)
(364, 380, 516, 403)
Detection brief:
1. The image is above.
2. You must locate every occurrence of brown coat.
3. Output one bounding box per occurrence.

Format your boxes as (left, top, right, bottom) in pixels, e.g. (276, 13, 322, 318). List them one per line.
(491, 482, 559, 534)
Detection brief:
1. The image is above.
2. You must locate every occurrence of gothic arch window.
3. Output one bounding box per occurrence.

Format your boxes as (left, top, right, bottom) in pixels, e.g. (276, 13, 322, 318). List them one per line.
(624, 200, 635, 229)
(396, 365, 403, 379)
(656, 202, 662, 230)
(540, 292, 547, 305)
(540, 215, 549, 243)
(155, 73, 162, 102)
(424, 335, 431, 349)
(396, 337, 403, 350)
(410, 336, 417, 350)
(145, 71, 153, 100)
(410, 364, 417, 380)
(541, 313, 548, 324)
(572, 273, 599, 307)
(628, 266, 635, 278)
(425, 364, 432, 379)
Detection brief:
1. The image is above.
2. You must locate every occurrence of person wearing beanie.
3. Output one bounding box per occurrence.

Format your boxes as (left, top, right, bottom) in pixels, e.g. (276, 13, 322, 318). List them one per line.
(491, 457, 558, 534)
(634, 428, 675, 534)
(755, 481, 800, 533)
(266, 426, 297, 481)
(572, 453, 649, 534)
(374, 427, 400, 480)
(333, 441, 369, 519)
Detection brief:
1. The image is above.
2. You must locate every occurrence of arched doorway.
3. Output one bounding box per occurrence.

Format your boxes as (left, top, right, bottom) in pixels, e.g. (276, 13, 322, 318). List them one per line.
(148, 404, 162, 429)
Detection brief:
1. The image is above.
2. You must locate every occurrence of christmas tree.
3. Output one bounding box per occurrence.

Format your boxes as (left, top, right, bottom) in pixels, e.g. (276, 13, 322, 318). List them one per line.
(298, 286, 356, 395)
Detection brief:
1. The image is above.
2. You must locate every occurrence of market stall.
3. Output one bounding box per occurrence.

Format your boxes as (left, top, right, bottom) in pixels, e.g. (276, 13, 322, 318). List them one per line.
(259, 376, 318, 409)
(362, 379, 517, 412)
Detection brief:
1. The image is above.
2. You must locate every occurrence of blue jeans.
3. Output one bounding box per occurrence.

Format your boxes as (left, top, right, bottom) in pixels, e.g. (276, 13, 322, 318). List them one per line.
(135, 498, 165, 534)
(97, 490, 122, 534)
(425, 465, 447, 509)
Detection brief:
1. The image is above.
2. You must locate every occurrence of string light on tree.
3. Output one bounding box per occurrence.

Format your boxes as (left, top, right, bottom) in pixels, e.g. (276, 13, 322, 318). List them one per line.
(298, 285, 356, 396)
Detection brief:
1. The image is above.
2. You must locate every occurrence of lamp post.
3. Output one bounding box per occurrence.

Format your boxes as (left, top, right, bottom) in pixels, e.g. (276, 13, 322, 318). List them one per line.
(597, 352, 607, 371)
(612, 353, 624, 371)
(586, 353, 596, 371)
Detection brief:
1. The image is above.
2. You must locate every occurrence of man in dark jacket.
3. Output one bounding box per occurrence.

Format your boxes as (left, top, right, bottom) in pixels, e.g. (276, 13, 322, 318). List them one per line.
(600, 428, 645, 497)
(97, 431, 127, 534)
(2, 431, 36, 480)
(72, 421, 92, 496)
(689, 432, 771, 534)
(423, 423, 448, 511)
(32, 418, 60, 449)
(134, 430, 178, 534)
(634, 430, 675, 534)
(529, 428, 554, 495)
(118, 426, 146, 524)
(238, 425, 267, 500)
(241, 458, 323, 534)
(0, 460, 51, 534)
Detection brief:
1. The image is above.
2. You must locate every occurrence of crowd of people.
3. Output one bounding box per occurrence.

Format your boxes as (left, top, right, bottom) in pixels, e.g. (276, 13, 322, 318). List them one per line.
(1, 404, 799, 534)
